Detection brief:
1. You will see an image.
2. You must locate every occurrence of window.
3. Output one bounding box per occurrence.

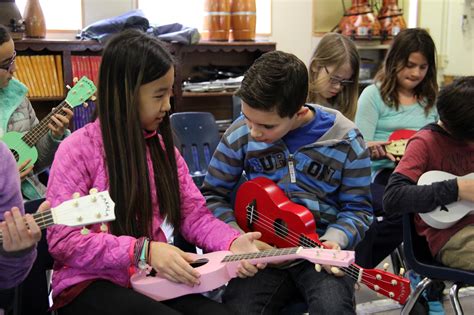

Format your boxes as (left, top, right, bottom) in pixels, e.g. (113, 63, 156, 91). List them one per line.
(15, 0, 82, 31)
(138, 0, 271, 35)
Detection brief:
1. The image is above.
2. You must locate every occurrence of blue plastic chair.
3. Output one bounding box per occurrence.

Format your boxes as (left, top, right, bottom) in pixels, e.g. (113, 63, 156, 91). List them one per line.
(170, 112, 220, 187)
(401, 213, 474, 315)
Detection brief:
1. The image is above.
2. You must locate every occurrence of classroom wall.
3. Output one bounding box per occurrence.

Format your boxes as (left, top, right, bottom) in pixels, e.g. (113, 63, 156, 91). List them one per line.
(419, 0, 473, 77)
(81, 0, 473, 77)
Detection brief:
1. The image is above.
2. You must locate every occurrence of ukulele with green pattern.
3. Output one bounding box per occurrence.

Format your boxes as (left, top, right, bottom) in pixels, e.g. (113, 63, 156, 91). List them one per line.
(1, 76, 96, 170)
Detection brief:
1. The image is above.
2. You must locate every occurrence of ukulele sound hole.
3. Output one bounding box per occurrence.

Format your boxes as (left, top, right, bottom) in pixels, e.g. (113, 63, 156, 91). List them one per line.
(274, 219, 288, 238)
(190, 258, 209, 268)
(246, 200, 259, 229)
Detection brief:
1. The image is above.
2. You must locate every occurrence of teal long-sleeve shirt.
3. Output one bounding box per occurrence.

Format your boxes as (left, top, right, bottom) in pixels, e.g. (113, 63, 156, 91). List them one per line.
(355, 84, 438, 175)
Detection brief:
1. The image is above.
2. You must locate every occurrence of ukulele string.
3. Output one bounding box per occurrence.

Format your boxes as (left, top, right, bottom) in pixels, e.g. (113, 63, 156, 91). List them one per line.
(244, 210, 400, 295)
(244, 209, 363, 279)
(244, 209, 401, 292)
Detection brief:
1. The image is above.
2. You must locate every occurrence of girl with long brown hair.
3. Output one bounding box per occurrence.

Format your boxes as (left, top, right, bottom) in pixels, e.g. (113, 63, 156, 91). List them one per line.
(355, 28, 439, 269)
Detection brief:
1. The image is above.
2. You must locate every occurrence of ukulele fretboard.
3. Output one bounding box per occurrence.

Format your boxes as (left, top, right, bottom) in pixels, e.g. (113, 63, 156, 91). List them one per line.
(22, 102, 73, 147)
(0, 210, 54, 243)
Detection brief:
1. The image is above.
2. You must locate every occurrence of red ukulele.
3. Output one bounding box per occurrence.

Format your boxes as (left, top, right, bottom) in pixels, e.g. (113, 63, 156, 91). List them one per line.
(235, 177, 411, 304)
(385, 129, 417, 159)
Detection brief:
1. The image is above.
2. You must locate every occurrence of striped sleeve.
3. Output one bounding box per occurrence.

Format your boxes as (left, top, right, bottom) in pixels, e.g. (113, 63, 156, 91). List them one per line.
(328, 133, 373, 249)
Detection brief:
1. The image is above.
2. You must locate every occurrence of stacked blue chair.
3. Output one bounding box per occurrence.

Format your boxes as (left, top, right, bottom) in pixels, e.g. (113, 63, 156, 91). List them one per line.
(170, 112, 220, 187)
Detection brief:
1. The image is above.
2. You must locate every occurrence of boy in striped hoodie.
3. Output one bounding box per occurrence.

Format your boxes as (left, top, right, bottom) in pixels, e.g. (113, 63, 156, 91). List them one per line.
(202, 50, 373, 314)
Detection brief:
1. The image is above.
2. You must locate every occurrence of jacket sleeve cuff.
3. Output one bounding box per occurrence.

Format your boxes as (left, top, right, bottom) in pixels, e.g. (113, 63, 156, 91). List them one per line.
(320, 228, 349, 249)
(48, 129, 71, 142)
(225, 234, 241, 251)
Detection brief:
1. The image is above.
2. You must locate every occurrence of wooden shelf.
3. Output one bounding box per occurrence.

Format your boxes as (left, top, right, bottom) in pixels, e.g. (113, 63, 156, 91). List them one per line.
(29, 96, 64, 102)
(14, 37, 276, 121)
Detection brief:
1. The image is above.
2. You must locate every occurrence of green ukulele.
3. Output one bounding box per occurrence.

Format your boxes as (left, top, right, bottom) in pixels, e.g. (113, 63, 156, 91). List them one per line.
(1, 76, 97, 170)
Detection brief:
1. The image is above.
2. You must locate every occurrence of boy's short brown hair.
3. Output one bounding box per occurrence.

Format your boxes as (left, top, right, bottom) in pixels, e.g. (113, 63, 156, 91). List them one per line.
(236, 50, 308, 118)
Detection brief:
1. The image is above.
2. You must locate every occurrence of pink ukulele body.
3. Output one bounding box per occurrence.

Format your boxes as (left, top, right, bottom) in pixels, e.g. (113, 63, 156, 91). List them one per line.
(131, 247, 354, 301)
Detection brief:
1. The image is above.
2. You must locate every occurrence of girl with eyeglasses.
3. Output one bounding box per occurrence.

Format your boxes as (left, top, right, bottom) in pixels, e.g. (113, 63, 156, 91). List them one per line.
(308, 32, 360, 121)
(354, 28, 439, 270)
(0, 25, 73, 200)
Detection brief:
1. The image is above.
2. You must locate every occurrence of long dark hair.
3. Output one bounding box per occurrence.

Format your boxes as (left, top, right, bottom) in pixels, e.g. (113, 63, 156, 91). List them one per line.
(97, 29, 181, 238)
(375, 28, 438, 115)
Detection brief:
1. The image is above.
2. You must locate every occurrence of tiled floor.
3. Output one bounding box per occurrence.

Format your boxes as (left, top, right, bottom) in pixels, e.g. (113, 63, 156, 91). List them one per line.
(354, 257, 474, 314)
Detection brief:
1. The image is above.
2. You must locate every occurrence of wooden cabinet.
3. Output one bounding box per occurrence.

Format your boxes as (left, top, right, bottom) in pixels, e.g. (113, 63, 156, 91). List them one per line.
(174, 41, 276, 124)
(354, 41, 390, 93)
(14, 38, 276, 124)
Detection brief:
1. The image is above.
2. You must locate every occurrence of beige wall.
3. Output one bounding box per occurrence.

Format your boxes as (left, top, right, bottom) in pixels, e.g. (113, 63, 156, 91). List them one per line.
(419, 0, 473, 77)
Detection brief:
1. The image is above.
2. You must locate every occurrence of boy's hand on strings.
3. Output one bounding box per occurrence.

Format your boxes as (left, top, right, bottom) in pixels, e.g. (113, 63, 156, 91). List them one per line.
(367, 141, 396, 162)
(18, 158, 34, 180)
(457, 178, 474, 203)
(314, 240, 345, 277)
(230, 232, 267, 278)
(48, 107, 73, 139)
(1, 200, 49, 252)
(148, 241, 201, 287)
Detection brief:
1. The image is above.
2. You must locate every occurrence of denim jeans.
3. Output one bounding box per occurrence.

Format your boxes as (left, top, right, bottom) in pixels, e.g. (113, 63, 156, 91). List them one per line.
(222, 261, 356, 315)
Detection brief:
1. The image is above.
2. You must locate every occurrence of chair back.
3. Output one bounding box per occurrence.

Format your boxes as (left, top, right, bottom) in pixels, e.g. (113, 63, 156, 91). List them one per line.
(170, 112, 220, 185)
(402, 213, 474, 284)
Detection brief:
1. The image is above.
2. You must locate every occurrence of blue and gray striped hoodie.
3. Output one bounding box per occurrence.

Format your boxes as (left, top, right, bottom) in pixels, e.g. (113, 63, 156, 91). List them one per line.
(202, 105, 373, 249)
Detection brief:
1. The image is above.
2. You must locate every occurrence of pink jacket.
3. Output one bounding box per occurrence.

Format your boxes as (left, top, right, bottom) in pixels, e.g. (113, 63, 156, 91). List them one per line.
(46, 120, 240, 297)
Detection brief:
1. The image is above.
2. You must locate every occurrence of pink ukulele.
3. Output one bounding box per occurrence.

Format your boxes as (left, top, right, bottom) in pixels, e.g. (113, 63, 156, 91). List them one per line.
(131, 246, 354, 301)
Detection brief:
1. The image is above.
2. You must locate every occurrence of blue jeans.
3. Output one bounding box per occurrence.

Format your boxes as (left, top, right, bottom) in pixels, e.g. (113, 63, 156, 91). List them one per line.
(222, 261, 355, 315)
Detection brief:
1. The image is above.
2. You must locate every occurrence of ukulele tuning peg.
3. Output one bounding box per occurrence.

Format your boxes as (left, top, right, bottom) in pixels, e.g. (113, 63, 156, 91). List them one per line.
(388, 292, 395, 298)
(90, 95, 97, 101)
(66, 84, 72, 90)
(374, 284, 380, 291)
(73, 77, 79, 83)
(72, 192, 81, 206)
(80, 226, 90, 235)
(89, 188, 98, 201)
(399, 268, 405, 276)
(100, 223, 108, 232)
(383, 262, 390, 271)
(391, 280, 398, 286)
(83, 102, 89, 108)
(314, 264, 322, 272)
(330, 267, 340, 274)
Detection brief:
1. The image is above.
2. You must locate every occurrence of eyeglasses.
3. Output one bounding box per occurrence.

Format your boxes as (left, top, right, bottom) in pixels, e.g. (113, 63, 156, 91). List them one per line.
(324, 66, 354, 87)
(0, 51, 16, 72)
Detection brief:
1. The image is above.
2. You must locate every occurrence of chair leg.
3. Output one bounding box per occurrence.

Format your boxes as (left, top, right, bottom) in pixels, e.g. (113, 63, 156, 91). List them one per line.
(449, 283, 464, 315)
(401, 277, 433, 315)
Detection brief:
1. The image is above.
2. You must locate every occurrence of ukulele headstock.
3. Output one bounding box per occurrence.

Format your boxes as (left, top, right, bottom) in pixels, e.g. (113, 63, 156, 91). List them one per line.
(361, 267, 411, 304)
(65, 76, 97, 108)
(51, 189, 115, 228)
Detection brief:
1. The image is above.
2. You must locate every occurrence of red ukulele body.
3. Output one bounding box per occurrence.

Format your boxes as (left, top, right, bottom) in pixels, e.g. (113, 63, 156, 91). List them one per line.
(235, 177, 411, 304)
